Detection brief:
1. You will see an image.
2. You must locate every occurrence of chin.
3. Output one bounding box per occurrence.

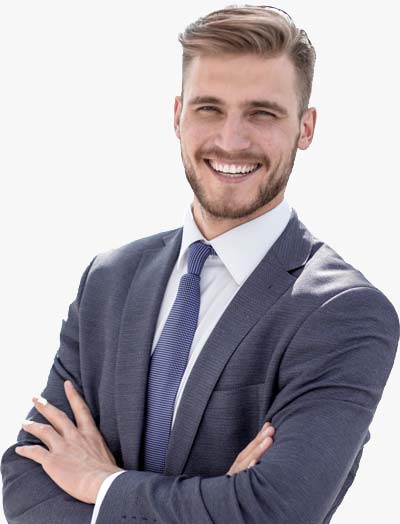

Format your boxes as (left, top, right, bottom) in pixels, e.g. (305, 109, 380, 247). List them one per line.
(200, 200, 260, 220)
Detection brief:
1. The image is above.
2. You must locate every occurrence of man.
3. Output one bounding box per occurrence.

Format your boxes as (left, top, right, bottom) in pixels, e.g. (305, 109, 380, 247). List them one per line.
(2, 5, 399, 524)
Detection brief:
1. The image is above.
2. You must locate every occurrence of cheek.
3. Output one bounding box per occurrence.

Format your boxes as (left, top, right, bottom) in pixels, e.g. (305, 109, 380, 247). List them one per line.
(181, 123, 212, 155)
(258, 127, 295, 155)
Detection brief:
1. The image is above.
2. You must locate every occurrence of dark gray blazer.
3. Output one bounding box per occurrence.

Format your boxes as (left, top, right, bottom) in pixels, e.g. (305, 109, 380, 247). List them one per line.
(2, 208, 399, 524)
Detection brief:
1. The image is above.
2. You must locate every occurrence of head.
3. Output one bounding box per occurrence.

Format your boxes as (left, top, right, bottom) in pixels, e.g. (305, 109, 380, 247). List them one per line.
(174, 5, 317, 228)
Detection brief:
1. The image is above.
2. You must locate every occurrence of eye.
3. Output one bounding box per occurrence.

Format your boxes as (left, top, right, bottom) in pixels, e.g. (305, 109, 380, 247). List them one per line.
(253, 110, 276, 117)
(197, 106, 219, 112)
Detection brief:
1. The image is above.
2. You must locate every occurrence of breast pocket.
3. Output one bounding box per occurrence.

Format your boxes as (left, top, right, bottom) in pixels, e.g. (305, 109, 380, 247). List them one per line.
(206, 382, 264, 418)
(185, 383, 265, 476)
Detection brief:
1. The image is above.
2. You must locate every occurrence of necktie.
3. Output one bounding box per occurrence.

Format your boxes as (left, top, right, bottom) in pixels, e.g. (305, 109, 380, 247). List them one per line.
(143, 240, 217, 473)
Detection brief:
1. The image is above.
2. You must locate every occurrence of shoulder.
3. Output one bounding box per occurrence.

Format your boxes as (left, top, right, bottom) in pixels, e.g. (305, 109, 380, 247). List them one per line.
(297, 240, 374, 295)
(75, 227, 182, 299)
(290, 214, 391, 305)
(276, 209, 398, 336)
(292, 236, 399, 345)
(90, 227, 181, 273)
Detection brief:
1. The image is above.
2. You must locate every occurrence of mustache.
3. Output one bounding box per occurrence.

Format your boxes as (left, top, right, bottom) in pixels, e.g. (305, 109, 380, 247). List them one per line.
(197, 148, 270, 167)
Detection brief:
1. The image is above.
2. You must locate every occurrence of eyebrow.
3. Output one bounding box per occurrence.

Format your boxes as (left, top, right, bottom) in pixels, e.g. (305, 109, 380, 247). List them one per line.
(188, 96, 289, 116)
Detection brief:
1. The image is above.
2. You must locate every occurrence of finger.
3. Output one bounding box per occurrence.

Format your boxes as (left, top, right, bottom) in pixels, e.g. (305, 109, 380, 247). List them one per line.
(15, 444, 49, 465)
(64, 380, 96, 431)
(32, 395, 76, 437)
(226, 424, 275, 476)
(255, 435, 274, 458)
(238, 422, 275, 460)
(239, 435, 274, 471)
(21, 420, 62, 450)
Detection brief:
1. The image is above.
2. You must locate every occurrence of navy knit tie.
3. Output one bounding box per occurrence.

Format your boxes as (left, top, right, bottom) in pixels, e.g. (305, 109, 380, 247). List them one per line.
(143, 240, 217, 473)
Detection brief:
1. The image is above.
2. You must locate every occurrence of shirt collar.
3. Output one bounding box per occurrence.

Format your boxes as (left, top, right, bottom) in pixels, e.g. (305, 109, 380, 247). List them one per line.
(177, 198, 292, 286)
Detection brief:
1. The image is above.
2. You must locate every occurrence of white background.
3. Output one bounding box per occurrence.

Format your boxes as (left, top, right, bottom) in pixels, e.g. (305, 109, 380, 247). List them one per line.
(0, 1, 399, 522)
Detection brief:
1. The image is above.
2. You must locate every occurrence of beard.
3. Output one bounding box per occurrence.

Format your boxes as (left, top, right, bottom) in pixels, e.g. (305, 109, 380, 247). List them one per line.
(181, 134, 300, 220)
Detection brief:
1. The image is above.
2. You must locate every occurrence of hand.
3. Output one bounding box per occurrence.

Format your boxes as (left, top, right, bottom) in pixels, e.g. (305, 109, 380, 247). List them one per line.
(226, 421, 275, 476)
(15, 380, 124, 504)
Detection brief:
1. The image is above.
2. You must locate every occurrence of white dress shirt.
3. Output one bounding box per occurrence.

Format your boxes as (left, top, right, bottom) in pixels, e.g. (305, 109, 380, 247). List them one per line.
(91, 198, 292, 522)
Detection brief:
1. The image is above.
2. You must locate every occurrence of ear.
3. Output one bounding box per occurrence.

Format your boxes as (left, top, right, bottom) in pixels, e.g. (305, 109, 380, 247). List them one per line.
(174, 96, 182, 139)
(297, 107, 317, 150)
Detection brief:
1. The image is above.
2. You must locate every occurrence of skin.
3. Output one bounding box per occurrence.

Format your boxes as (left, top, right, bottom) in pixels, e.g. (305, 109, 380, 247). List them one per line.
(17, 382, 123, 504)
(16, 382, 273, 502)
(15, 51, 317, 502)
(174, 52, 317, 240)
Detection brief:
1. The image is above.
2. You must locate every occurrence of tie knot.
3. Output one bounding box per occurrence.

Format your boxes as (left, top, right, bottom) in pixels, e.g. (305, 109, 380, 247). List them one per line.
(187, 241, 217, 276)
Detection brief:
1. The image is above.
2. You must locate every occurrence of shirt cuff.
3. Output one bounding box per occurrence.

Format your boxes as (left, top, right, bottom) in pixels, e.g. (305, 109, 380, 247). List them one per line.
(90, 471, 126, 524)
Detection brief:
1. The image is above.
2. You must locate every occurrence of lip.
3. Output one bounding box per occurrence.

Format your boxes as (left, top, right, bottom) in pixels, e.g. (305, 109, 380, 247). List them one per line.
(204, 159, 262, 184)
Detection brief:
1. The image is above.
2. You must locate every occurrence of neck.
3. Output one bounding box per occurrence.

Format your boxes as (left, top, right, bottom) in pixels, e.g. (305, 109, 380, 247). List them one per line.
(192, 193, 284, 240)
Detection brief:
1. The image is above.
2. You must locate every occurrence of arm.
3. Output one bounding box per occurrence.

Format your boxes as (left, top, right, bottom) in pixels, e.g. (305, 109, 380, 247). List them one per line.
(1, 258, 97, 524)
(90, 472, 126, 524)
(90, 422, 276, 523)
(94, 286, 399, 524)
(2, 249, 277, 524)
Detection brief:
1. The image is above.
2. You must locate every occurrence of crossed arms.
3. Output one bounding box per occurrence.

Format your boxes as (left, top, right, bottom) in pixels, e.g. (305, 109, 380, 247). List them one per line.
(10, 380, 273, 502)
(2, 263, 399, 523)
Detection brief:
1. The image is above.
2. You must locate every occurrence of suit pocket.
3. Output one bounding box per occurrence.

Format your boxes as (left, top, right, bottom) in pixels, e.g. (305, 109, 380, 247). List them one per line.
(206, 382, 264, 417)
(202, 383, 264, 453)
(185, 383, 265, 476)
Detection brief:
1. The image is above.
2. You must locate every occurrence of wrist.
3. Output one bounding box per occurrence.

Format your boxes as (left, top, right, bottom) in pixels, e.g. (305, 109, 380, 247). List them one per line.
(88, 466, 125, 504)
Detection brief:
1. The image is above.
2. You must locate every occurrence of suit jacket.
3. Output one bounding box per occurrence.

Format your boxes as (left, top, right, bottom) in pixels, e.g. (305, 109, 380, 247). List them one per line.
(2, 208, 399, 524)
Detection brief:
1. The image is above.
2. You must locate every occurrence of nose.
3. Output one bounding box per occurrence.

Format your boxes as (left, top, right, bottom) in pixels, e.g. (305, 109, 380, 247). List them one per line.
(214, 114, 251, 152)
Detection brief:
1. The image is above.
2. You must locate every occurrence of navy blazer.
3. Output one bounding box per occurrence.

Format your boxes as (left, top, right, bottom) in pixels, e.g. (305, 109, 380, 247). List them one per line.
(2, 208, 399, 523)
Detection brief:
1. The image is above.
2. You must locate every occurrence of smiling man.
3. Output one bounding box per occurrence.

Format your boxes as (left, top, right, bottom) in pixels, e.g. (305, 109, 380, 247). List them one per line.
(176, 51, 314, 238)
(2, 5, 399, 524)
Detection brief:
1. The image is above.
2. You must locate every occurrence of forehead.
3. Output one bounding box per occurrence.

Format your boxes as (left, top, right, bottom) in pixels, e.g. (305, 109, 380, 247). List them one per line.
(184, 53, 298, 110)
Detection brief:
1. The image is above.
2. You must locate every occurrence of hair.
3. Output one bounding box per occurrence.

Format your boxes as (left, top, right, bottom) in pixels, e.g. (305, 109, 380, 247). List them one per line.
(178, 5, 316, 120)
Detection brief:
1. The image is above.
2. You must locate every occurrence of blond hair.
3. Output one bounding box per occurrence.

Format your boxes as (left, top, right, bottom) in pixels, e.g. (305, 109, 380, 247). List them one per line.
(178, 5, 316, 119)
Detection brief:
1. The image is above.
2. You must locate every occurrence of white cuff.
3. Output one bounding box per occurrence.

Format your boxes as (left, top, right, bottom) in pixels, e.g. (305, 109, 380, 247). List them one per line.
(90, 470, 126, 524)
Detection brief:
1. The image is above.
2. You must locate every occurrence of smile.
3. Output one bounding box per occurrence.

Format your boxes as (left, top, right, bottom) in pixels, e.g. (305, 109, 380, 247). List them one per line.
(204, 159, 262, 181)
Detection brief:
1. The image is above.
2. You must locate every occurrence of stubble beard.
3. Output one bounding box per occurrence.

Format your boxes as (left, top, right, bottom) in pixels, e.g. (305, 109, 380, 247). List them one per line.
(181, 135, 300, 220)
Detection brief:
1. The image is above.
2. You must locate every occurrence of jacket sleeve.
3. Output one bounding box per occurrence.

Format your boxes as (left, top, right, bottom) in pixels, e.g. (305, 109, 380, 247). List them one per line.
(94, 286, 399, 524)
(1, 257, 97, 524)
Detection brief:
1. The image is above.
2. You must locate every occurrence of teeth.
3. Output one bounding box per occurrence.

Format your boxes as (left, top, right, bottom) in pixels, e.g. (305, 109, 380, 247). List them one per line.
(209, 160, 259, 174)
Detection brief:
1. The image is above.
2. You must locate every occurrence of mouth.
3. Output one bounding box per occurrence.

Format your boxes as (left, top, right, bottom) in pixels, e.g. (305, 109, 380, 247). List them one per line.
(204, 158, 262, 183)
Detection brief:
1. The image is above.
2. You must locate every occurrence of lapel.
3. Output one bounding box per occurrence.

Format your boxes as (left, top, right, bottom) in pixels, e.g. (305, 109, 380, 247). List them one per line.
(115, 228, 182, 469)
(115, 208, 316, 472)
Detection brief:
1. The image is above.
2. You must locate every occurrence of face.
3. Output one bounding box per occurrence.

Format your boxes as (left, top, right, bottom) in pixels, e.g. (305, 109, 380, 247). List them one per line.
(174, 53, 316, 222)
